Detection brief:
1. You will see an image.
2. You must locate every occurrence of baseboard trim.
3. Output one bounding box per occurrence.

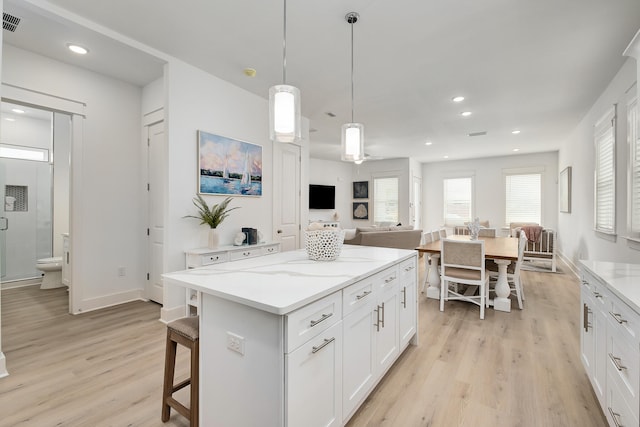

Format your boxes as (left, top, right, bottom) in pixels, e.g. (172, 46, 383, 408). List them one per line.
(160, 305, 186, 324)
(75, 289, 145, 314)
(0, 352, 8, 378)
(558, 252, 579, 278)
(1, 278, 42, 290)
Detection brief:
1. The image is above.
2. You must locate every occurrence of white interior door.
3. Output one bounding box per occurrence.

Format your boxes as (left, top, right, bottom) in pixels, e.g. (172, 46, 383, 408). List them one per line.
(412, 176, 422, 229)
(273, 143, 301, 251)
(147, 121, 165, 303)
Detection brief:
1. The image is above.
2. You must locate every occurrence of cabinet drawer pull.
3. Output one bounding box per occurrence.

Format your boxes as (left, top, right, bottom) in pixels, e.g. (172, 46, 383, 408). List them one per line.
(384, 276, 397, 283)
(609, 311, 628, 324)
(309, 313, 332, 327)
(356, 290, 372, 300)
(593, 292, 603, 299)
(609, 353, 627, 371)
(404, 265, 414, 271)
(607, 407, 624, 427)
(402, 287, 407, 308)
(311, 337, 335, 354)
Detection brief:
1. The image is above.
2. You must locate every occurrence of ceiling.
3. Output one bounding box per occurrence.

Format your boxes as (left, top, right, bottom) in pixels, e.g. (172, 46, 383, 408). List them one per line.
(3, 0, 640, 163)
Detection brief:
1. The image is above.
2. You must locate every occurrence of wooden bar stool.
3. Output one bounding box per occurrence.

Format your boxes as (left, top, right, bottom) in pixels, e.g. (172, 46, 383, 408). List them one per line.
(162, 315, 199, 427)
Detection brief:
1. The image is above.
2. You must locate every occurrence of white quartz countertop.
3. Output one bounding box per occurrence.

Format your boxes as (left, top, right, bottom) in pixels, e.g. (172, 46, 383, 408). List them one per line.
(164, 245, 416, 315)
(579, 260, 640, 314)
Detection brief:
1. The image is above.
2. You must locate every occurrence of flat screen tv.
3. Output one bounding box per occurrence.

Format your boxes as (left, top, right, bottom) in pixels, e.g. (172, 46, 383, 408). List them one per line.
(309, 184, 335, 209)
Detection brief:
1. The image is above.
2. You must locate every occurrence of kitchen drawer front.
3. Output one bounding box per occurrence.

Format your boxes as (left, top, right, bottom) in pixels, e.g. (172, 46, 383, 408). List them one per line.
(200, 252, 229, 266)
(229, 247, 264, 261)
(343, 275, 376, 316)
(286, 291, 342, 353)
(399, 258, 417, 281)
(376, 266, 399, 292)
(263, 244, 279, 255)
(607, 376, 640, 427)
(607, 320, 640, 417)
(608, 296, 640, 344)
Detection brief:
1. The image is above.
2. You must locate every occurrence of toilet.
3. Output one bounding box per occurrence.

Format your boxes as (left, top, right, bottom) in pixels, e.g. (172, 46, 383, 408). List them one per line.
(36, 257, 64, 289)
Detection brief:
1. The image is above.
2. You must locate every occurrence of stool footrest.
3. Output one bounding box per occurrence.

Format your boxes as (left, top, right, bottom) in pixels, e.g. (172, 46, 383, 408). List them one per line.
(166, 396, 191, 420)
(172, 378, 191, 393)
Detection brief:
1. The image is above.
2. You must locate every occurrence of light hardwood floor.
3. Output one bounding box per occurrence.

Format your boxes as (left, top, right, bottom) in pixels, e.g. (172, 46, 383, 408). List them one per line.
(0, 261, 606, 427)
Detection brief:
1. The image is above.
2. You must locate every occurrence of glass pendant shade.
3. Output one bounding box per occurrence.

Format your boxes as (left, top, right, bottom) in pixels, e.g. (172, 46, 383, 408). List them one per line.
(341, 122, 364, 162)
(269, 84, 301, 143)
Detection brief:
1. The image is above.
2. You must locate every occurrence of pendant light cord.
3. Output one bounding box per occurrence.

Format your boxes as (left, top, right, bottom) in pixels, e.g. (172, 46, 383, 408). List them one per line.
(350, 18, 354, 123)
(282, 0, 287, 84)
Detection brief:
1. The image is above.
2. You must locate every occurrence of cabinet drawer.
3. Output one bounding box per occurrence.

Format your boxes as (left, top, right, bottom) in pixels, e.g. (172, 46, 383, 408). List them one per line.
(376, 266, 399, 292)
(607, 320, 640, 416)
(608, 296, 640, 344)
(286, 291, 342, 353)
(200, 252, 229, 266)
(399, 258, 417, 281)
(264, 244, 279, 255)
(229, 247, 263, 261)
(343, 275, 376, 316)
(607, 376, 640, 427)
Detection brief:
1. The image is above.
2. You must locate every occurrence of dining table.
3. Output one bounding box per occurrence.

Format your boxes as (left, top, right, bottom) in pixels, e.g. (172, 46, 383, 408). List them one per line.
(415, 235, 519, 312)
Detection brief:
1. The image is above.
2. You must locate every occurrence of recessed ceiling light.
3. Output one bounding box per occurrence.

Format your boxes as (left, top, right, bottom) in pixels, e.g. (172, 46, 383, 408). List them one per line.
(513, 148, 520, 152)
(512, 130, 521, 134)
(452, 96, 465, 103)
(4, 118, 15, 122)
(11, 108, 24, 114)
(461, 111, 472, 117)
(243, 68, 256, 77)
(67, 44, 88, 55)
(443, 155, 449, 159)
(425, 141, 433, 146)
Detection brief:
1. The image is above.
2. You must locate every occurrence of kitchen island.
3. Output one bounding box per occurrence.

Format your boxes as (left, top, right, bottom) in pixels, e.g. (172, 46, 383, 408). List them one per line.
(163, 245, 418, 426)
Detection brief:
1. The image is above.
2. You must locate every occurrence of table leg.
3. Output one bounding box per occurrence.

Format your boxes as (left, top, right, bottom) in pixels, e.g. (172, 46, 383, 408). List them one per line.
(425, 253, 441, 300)
(493, 259, 511, 312)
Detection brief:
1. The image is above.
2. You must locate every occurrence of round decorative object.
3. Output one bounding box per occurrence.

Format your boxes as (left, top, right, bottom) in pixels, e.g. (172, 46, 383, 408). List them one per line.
(234, 232, 246, 246)
(304, 229, 345, 261)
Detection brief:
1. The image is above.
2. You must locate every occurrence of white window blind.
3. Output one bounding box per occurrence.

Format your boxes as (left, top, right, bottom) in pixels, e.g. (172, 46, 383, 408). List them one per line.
(373, 176, 399, 224)
(628, 97, 640, 238)
(443, 177, 472, 226)
(505, 173, 541, 225)
(594, 106, 616, 234)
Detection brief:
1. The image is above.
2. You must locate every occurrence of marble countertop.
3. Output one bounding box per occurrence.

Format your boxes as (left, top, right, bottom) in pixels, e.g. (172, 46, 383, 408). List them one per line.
(579, 260, 640, 314)
(164, 245, 416, 315)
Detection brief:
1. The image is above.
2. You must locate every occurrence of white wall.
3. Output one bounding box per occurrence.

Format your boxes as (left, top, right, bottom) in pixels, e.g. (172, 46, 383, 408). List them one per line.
(421, 152, 559, 233)
(309, 158, 354, 228)
(558, 57, 639, 268)
(53, 113, 71, 258)
(2, 45, 147, 309)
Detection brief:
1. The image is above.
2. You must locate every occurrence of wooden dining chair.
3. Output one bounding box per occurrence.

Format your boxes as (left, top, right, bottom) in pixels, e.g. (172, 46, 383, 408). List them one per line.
(486, 231, 528, 309)
(439, 239, 489, 319)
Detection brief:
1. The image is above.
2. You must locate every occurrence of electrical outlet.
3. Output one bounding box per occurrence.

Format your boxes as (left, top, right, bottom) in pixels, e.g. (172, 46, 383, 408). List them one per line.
(117, 267, 126, 277)
(226, 332, 245, 355)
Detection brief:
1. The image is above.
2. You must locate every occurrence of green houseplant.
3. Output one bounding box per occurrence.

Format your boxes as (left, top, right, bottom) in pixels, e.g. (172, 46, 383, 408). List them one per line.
(185, 195, 240, 248)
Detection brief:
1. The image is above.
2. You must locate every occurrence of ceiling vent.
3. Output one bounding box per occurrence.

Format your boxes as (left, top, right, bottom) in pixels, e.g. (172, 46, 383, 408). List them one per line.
(3, 12, 21, 32)
(467, 131, 487, 137)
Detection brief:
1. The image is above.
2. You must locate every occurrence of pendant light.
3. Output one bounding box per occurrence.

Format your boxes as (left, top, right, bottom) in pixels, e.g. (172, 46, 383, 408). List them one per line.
(341, 12, 364, 163)
(269, 0, 301, 143)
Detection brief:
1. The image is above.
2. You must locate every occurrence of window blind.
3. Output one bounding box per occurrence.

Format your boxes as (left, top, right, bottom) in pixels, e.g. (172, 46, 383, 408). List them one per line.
(505, 173, 541, 225)
(373, 176, 399, 224)
(594, 106, 616, 234)
(628, 98, 640, 237)
(443, 177, 472, 226)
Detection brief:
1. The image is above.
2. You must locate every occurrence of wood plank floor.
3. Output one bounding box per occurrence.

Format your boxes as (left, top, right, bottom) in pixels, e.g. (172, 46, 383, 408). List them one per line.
(0, 260, 606, 426)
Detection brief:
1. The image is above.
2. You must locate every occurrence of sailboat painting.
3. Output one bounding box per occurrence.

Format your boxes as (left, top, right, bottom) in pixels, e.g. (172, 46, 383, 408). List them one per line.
(198, 130, 262, 196)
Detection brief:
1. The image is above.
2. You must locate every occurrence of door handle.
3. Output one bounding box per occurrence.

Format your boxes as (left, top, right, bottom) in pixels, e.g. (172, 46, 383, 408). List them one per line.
(0, 217, 7, 231)
(277, 229, 283, 234)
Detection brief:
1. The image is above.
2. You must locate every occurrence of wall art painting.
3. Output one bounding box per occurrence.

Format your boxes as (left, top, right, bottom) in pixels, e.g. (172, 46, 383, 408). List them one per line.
(198, 130, 262, 196)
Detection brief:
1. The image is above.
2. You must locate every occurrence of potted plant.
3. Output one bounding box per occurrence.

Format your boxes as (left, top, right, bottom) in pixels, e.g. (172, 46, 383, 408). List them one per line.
(185, 194, 240, 248)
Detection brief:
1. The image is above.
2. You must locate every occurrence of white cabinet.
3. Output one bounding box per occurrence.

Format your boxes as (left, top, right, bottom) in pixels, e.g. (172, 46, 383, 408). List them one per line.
(374, 268, 400, 376)
(286, 321, 343, 427)
(580, 265, 640, 426)
(399, 258, 417, 348)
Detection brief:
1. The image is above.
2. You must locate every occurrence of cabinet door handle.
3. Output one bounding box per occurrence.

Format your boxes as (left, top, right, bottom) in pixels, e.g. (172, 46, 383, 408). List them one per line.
(66, 252, 70, 264)
(356, 290, 372, 300)
(402, 287, 407, 308)
(609, 353, 627, 371)
(583, 303, 592, 332)
(609, 311, 628, 324)
(380, 302, 385, 328)
(374, 306, 381, 332)
(607, 407, 624, 427)
(312, 337, 335, 354)
(309, 313, 332, 327)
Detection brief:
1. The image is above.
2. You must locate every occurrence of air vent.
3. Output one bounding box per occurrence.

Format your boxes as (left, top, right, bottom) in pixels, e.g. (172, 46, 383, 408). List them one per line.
(3, 12, 21, 32)
(325, 112, 336, 117)
(467, 131, 487, 137)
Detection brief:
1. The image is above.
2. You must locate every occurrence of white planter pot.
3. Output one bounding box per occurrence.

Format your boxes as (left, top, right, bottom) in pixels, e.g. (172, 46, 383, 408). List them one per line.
(208, 228, 220, 249)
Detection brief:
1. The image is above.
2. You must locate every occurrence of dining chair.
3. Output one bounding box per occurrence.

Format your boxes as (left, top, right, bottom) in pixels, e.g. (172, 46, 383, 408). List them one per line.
(439, 238, 489, 319)
(486, 231, 528, 309)
(432, 230, 441, 241)
(478, 228, 496, 237)
(421, 232, 434, 292)
(438, 228, 448, 239)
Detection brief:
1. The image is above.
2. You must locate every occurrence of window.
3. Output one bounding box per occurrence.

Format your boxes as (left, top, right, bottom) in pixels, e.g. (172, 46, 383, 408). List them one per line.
(594, 106, 616, 234)
(0, 143, 49, 162)
(443, 177, 473, 226)
(504, 172, 541, 225)
(373, 176, 399, 225)
(628, 97, 640, 239)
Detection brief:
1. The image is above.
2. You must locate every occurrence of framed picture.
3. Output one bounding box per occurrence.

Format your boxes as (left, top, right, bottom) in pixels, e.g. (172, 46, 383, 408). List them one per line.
(353, 202, 369, 220)
(353, 181, 369, 199)
(560, 166, 571, 213)
(198, 130, 262, 196)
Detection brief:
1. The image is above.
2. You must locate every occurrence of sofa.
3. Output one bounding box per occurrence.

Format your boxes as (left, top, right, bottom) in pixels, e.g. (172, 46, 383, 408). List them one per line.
(343, 225, 423, 250)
